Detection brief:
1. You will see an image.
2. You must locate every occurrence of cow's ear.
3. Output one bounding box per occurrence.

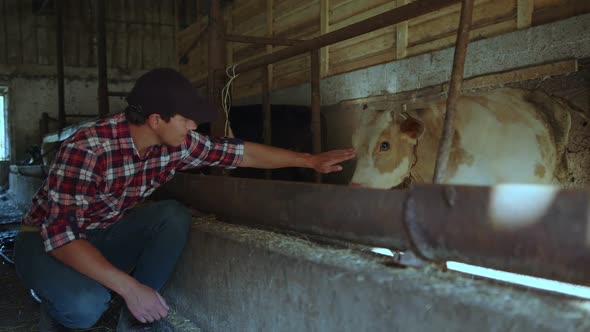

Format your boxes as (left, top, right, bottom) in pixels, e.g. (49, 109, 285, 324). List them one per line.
(399, 114, 424, 140)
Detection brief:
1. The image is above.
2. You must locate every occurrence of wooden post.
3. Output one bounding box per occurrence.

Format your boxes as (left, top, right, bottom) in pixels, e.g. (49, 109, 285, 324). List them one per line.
(517, 0, 534, 29)
(174, 0, 179, 69)
(262, 65, 272, 180)
(207, 0, 226, 138)
(96, 0, 109, 119)
(55, 0, 66, 129)
(432, 0, 474, 183)
(311, 50, 322, 183)
(320, 0, 329, 77)
(396, 0, 409, 59)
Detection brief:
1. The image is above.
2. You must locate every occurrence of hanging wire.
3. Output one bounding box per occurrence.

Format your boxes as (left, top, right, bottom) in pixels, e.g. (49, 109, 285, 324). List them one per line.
(221, 64, 239, 137)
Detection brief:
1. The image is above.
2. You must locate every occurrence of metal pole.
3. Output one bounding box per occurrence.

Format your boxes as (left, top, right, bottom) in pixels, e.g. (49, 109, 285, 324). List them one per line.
(96, 0, 109, 118)
(432, 0, 474, 183)
(55, 0, 66, 129)
(311, 50, 322, 183)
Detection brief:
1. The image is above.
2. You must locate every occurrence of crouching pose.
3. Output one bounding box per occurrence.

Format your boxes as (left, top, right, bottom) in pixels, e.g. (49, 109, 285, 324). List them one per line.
(14, 68, 355, 331)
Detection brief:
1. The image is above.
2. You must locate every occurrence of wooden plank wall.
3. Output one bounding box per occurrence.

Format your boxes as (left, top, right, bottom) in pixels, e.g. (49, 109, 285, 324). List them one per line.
(0, 0, 198, 72)
(177, 0, 590, 99)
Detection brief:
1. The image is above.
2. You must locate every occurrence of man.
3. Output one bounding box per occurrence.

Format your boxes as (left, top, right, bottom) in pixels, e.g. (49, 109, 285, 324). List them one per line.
(14, 68, 355, 331)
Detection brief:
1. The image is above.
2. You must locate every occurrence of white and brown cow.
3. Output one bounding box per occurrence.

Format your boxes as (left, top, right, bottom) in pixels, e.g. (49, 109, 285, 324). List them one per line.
(350, 88, 572, 189)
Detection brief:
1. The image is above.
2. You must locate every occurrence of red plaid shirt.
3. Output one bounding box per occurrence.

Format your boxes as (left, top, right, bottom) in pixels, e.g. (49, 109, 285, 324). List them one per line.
(23, 113, 244, 252)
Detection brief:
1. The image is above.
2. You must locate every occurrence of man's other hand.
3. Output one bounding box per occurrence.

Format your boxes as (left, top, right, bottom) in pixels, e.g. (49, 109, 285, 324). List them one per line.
(122, 281, 169, 323)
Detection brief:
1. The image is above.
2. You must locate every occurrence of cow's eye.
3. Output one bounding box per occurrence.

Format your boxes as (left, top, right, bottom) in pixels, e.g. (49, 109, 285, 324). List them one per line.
(380, 142, 390, 152)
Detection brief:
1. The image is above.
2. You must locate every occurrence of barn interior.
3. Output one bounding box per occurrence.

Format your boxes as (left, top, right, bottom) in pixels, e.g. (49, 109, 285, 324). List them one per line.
(1, 0, 590, 331)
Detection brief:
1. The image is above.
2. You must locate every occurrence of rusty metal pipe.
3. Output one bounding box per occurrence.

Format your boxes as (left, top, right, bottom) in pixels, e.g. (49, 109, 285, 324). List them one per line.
(156, 173, 410, 249)
(156, 173, 590, 285)
(231, 0, 460, 75)
(405, 185, 590, 285)
(433, 0, 474, 183)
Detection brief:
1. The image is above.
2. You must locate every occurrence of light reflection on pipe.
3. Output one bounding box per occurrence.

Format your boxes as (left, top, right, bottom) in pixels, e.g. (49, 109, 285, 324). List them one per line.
(370, 248, 590, 300)
(447, 261, 590, 300)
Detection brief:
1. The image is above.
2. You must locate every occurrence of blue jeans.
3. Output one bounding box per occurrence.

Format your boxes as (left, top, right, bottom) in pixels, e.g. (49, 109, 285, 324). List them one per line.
(14, 200, 192, 329)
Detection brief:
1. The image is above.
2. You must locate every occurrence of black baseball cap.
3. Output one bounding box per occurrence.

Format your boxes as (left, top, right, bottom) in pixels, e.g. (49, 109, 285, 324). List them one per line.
(126, 68, 217, 123)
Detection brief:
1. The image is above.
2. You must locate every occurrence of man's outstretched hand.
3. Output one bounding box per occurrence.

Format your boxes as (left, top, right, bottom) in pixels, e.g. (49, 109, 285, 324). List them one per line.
(306, 148, 356, 174)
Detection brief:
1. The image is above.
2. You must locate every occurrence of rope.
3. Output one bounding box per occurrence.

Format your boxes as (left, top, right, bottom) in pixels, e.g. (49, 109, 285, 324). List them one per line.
(221, 64, 239, 137)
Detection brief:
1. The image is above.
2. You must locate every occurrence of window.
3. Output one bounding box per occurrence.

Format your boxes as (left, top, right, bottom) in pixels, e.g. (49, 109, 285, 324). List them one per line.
(0, 87, 9, 160)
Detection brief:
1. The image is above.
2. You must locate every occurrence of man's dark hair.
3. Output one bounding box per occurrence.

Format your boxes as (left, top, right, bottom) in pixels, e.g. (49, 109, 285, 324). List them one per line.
(124, 105, 172, 125)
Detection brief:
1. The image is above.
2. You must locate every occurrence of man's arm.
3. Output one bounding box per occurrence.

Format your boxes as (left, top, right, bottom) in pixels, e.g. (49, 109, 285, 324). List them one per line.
(51, 240, 132, 294)
(240, 141, 355, 173)
(51, 240, 168, 323)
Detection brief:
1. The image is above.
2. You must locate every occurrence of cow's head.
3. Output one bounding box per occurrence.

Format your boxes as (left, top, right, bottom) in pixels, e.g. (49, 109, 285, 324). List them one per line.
(350, 107, 424, 189)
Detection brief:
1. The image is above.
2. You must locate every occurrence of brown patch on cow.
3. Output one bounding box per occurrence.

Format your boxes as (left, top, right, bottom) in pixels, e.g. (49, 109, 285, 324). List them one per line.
(535, 163, 546, 178)
(523, 89, 571, 158)
(400, 116, 424, 140)
(464, 95, 490, 109)
(445, 131, 475, 179)
(465, 93, 522, 124)
(373, 126, 414, 175)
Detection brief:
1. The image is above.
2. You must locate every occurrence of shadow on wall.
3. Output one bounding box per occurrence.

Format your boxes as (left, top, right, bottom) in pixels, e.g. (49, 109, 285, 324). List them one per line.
(0, 160, 9, 188)
(197, 104, 327, 183)
(321, 103, 360, 185)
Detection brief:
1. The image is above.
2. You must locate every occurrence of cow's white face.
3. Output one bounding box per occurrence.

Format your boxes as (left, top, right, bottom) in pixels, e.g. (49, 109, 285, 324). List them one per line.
(350, 108, 424, 189)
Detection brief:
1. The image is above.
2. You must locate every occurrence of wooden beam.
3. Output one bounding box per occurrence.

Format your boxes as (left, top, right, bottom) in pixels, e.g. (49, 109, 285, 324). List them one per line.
(96, 0, 109, 118)
(532, 0, 590, 27)
(311, 49, 322, 183)
(264, 0, 273, 179)
(225, 2, 234, 66)
(517, 0, 534, 29)
(208, 0, 226, 138)
(223, 33, 302, 46)
(320, 0, 329, 77)
(231, 0, 462, 75)
(262, 65, 272, 180)
(174, 0, 179, 69)
(266, 0, 274, 101)
(179, 23, 208, 58)
(396, 0, 409, 59)
(443, 59, 579, 92)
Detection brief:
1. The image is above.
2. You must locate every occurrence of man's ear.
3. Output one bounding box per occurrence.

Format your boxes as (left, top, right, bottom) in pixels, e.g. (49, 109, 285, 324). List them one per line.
(399, 113, 424, 140)
(146, 114, 161, 128)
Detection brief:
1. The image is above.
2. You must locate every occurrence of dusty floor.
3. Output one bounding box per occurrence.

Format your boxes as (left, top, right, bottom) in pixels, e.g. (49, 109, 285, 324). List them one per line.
(0, 190, 120, 331)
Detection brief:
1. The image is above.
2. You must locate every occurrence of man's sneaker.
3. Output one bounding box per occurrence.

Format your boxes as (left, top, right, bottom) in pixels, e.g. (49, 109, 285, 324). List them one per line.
(39, 302, 71, 332)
